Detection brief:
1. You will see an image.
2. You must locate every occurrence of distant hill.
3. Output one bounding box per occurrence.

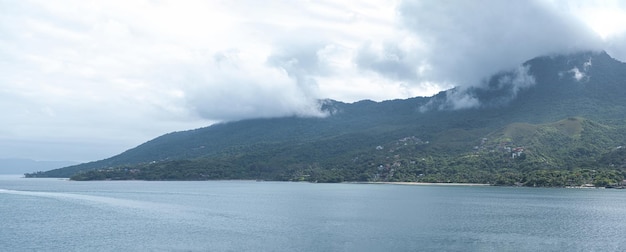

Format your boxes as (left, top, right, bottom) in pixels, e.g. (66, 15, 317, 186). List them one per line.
(0, 159, 77, 175)
(29, 51, 626, 186)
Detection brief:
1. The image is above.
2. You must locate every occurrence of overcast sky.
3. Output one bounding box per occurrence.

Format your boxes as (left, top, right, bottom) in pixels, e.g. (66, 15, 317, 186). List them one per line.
(1, 0, 626, 162)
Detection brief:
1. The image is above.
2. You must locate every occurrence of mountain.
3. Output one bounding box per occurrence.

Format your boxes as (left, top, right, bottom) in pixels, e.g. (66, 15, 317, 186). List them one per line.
(0, 158, 77, 175)
(29, 51, 626, 186)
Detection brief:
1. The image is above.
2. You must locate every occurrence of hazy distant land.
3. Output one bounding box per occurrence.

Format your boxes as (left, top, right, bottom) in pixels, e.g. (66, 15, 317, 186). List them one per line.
(0, 159, 77, 175)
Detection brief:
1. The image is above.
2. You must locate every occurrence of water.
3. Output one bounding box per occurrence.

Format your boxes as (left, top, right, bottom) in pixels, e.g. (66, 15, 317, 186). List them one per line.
(1, 175, 626, 251)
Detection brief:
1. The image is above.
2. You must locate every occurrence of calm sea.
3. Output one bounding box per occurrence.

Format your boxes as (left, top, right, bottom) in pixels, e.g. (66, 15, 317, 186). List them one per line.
(1, 175, 625, 251)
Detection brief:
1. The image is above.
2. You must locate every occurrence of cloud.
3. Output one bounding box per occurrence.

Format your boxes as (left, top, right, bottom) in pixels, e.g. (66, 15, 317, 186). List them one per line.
(266, 42, 328, 98)
(355, 42, 418, 81)
(1, 0, 626, 161)
(182, 49, 328, 121)
(604, 33, 626, 62)
(569, 67, 585, 82)
(358, 0, 623, 111)
(420, 65, 536, 111)
(366, 0, 602, 89)
(558, 54, 592, 82)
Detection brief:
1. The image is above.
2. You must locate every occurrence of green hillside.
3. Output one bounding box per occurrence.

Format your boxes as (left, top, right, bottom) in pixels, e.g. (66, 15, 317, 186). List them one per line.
(28, 51, 626, 186)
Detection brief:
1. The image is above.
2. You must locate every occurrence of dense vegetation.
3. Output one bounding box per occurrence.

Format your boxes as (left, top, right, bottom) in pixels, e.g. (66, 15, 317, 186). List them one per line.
(28, 51, 626, 187)
(66, 117, 626, 187)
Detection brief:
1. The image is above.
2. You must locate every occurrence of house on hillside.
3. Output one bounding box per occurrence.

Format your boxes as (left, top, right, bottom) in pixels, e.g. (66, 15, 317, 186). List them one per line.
(512, 147, 525, 158)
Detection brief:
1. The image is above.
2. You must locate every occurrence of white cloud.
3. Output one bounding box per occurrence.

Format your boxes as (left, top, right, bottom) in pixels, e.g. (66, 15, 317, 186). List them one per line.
(390, 0, 603, 88)
(569, 67, 585, 81)
(0, 0, 625, 161)
(551, 0, 626, 40)
(420, 65, 536, 111)
(559, 55, 592, 82)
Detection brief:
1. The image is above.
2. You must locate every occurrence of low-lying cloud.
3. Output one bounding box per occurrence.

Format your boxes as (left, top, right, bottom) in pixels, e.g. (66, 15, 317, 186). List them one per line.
(561, 56, 592, 82)
(420, 65, 536, 111)
(357, 0, 603, 92)
(1, 0, 626, 161)
(178, 49, 328, 121)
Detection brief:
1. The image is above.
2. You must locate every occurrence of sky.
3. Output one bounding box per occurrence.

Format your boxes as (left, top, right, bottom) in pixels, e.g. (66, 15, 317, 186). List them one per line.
(1, 0, 626, 162)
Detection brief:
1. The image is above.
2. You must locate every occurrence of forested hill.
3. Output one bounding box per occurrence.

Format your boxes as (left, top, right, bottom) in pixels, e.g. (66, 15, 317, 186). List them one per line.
(28, 51, 626, 186)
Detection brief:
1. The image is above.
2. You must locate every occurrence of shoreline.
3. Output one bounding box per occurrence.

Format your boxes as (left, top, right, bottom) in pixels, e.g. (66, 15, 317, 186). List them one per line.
(355, 182, 492, 186)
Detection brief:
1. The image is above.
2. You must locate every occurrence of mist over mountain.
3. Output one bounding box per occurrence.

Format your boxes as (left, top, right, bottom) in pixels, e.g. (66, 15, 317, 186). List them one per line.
(30, 51, 626, 186)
